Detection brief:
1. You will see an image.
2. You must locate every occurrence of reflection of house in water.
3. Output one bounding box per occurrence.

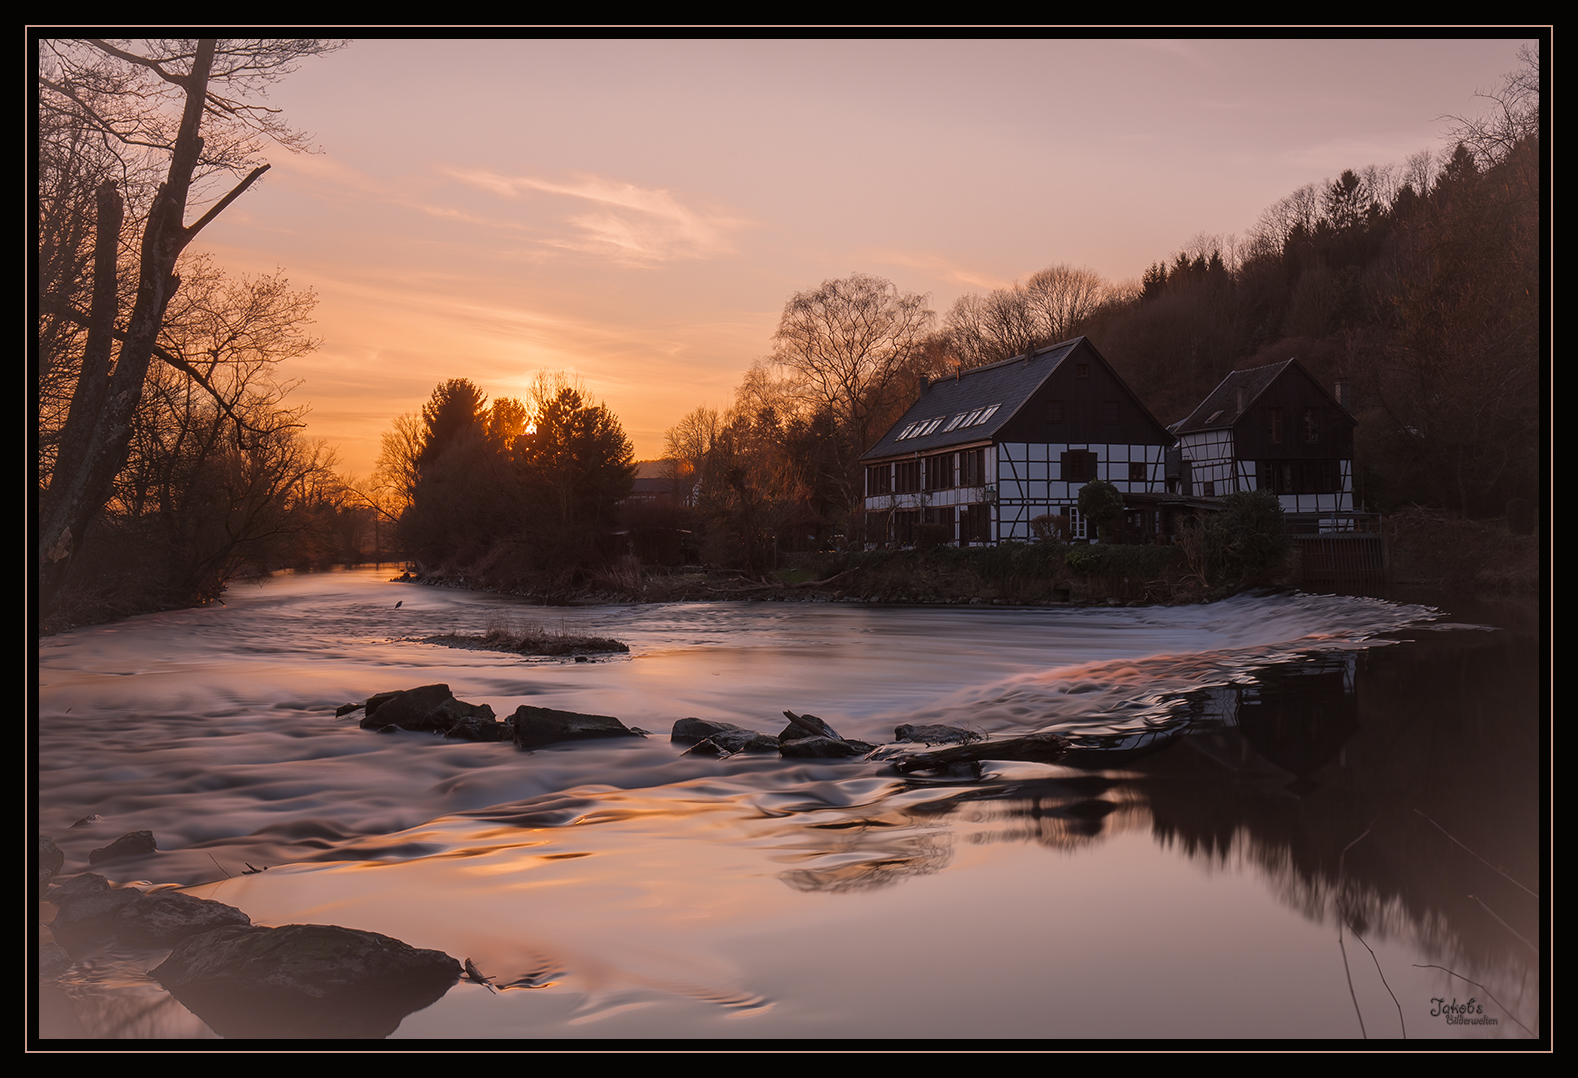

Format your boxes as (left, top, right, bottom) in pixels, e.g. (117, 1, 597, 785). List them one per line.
(1169, 653, 1359, 795)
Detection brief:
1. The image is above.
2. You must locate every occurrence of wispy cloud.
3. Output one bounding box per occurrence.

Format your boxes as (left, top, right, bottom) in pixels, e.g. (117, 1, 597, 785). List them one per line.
(445, 168, 748, 265)
(868, 249, 1016, 293)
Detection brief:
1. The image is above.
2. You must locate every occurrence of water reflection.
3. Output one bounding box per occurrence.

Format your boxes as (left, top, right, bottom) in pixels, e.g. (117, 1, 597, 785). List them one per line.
(37, 571, 1541, 1039)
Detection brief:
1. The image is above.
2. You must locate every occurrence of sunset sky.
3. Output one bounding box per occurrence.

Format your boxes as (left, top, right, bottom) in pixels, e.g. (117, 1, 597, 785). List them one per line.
(188, 35, 1535, 478)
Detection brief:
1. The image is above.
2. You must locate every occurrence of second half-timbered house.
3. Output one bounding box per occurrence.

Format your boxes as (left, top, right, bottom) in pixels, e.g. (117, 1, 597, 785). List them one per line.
(859, 337, 1175, 545)
(1171, 358, 1358, 531)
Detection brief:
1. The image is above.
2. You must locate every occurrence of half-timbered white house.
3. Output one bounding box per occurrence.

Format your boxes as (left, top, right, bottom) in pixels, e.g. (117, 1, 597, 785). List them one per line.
(1171, 358, 1358, 531)
(859, 337, 1175, 546)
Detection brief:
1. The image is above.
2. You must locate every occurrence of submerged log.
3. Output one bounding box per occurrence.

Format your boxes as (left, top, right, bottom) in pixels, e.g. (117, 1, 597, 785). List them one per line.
(889, 732, 1071, 773)
(894, 723, 983, 745)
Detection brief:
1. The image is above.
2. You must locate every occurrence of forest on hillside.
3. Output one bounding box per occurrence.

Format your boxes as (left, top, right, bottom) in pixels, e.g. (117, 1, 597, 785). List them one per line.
(654, 47, 1541, 571)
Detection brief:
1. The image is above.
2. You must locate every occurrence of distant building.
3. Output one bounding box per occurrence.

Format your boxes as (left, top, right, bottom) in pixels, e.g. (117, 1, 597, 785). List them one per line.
(625, 460, 682, 504)
(859, 337, 1175, 545)
(1170, 358, 1358, 532)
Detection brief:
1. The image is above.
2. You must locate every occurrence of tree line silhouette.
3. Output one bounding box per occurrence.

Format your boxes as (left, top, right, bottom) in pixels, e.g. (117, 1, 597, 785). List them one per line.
(38, 41, 1539, 623)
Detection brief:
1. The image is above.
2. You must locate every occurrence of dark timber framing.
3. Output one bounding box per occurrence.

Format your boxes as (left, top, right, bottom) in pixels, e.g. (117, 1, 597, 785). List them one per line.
(1171, 358, 1359, 532)
(859, 337, 1174, 546)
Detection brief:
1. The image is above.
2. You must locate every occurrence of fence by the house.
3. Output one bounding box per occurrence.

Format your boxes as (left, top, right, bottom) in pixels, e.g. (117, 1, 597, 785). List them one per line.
(1291, 521, 1388, 595)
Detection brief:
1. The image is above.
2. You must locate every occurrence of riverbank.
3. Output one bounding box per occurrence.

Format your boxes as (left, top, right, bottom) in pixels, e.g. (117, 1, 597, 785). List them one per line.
(403, 543, 1231, 608)
(400, 509, 1541, 610)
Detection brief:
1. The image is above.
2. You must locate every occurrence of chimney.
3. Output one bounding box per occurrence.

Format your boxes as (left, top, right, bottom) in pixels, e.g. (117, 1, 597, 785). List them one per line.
(1334, 379, 1350, 409)
(919, 374, 930, 395)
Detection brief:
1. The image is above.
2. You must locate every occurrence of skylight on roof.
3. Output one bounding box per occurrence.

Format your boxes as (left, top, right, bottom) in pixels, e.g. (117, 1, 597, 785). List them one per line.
(896, 417, 946, 440)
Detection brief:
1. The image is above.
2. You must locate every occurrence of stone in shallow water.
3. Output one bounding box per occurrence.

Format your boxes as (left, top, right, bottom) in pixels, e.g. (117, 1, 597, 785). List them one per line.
(88, 830, 156, 864)
(115, 890, 251, 947)
(510, 705, 640, 749)
(778, 735, 865, 758)
(152, 923, 462, 1039)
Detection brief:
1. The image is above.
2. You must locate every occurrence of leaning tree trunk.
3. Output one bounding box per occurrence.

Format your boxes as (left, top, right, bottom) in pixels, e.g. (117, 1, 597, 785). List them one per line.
(38, 40, 267, 616)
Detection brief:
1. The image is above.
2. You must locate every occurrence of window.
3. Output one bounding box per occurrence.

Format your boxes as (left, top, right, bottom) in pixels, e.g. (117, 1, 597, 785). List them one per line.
(1068, 504, 1087, 541)
(1257, 460, 1340, 494)
(897, 417, 945, 440)
(1076, 363, 1090, 379)
(1129, 461, 1147, 483)
(1303, 408, 1319, 444)
(865, 464, 891, 496)
(1203, 480, 1216, 496)
(924, 453, 954, 491)
(1046, 399, 1065, 424)
(1060, 449, 1096, 482)
(1267, 407, 1284, 445)
(959, 446, 986, 487)
(895, 460, 921, 493)
(961, 503, 992, 545)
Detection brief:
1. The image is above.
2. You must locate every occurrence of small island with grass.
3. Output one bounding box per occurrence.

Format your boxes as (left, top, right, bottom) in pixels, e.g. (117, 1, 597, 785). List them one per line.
(421, 617, 628, 658)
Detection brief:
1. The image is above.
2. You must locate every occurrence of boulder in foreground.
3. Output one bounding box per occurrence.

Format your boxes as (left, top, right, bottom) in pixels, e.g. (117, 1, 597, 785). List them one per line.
(152, 923, 461, 1038)
(511, 705, 642, 749)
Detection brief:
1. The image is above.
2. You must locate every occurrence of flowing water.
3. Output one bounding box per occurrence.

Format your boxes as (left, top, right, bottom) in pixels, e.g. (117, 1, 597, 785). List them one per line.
(35, 568, 1544, 1042)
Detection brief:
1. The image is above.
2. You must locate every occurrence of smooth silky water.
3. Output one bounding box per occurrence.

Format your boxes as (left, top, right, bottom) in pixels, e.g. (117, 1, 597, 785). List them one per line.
(36, 568, 1542, 1041)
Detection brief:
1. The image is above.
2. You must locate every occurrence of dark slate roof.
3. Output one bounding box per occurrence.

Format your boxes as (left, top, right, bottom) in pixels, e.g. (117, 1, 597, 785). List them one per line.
(1172, 359, 1295, 434)
(860, 338, 1083, 461)
(1172, 357, 1357, 434)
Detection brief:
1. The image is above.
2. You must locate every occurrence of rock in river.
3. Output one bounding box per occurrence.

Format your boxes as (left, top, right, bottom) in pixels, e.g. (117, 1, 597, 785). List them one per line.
(151, 923, 462, 1039)
(357, 684, 496, 735)
(88, 829, 157, 864)
(511, 705, 642, 749)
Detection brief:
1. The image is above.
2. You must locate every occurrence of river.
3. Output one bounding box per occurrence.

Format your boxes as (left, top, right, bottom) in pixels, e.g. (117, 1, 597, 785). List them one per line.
(35, 568, 1544, 1042)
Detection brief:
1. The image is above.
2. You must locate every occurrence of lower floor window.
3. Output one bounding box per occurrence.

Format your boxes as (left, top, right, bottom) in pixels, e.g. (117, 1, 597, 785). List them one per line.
(961, 504, 992, 544)
(1067, 505, 1087, 540)
(1257, 459, 1341, 494)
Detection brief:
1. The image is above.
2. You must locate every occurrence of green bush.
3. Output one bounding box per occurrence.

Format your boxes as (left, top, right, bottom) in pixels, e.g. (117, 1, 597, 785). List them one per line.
(1078, 480, 1125, 541)
(1180, 490, 1289, 585)
(1065, 544, 1181, 579)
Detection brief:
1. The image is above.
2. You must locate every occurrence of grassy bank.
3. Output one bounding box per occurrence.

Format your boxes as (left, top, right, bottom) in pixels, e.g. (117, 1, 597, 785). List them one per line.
(407, 541, 1224, 607)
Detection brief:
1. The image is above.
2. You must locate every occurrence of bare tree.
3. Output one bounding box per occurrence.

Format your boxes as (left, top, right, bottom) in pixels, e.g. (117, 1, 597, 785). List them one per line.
(663, 405, 721, 507)
(1024, 263, 1107, 343)
(771, 273, 933, 513)
(37, 37, 343, 611)
(1445, 44, 1540, 170)
(372, 412, 425, 515)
